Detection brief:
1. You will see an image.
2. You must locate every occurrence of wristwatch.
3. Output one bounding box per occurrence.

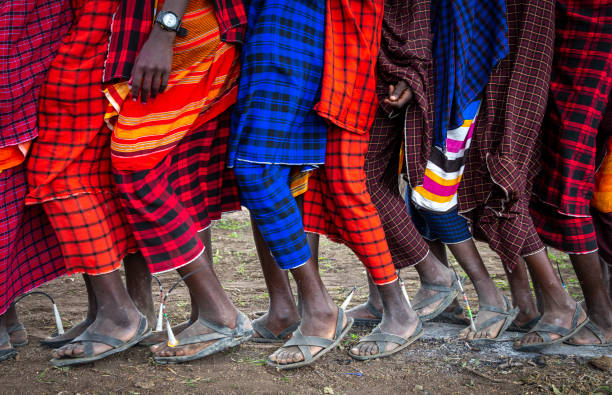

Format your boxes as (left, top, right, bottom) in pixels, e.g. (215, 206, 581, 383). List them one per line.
(155, 10, 188, 37)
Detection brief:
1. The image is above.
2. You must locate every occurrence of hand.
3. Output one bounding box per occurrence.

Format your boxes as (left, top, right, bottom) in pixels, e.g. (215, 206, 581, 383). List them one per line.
(129, 27, 174, 104)
(383, 80, 414, 109)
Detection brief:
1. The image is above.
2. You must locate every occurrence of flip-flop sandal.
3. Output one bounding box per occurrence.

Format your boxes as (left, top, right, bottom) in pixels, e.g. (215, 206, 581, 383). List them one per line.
(352, 302, 382, 327)
(413, 273, 465, 322)
(470, 296, 520, 343)
(7, 323, 28, 347)
(138, 321, 193, 347)
(251, 318, 300, 343)
(430, 304, 469, 326)
(154, 312, 253, 364)
(0, 331, 17, 362)
(266, 308, 354, 370)
(564, 320, 612, 347)
(514, 303, 589, 352)
(348, 320, 423, 361)
(508, 315, 541, 333)
(50, 314, 150, 367)
(40, 333, 77, 349)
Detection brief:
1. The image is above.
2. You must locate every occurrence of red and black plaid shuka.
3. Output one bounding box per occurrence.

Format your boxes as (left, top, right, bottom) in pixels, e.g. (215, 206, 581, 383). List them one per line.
(530, 0, 612, 254)
(0, 0, 71, 314)
(113, 110, 241, 274)
(304, 0, 398, 285)
(26, 0, 139, 276)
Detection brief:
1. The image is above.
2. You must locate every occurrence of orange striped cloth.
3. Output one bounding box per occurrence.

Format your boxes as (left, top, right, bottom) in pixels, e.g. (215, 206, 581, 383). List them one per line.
(592, 137, 612, 213)
(105, 0, 240, 171)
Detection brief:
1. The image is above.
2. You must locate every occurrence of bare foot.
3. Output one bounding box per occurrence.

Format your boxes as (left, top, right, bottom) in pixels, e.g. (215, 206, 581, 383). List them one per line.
(458, 293, 508, 340)
(268, 308, 346, 365)
(346, 302, 382, 322)
(145, 321, 192, 349)
(52, 313, 142, 360)
(7, 323, 27, 346)
(514, 302, 588, 349)
(251, 313, 299, 341)
(413, 269, 454, 318)
(350, 312, 420, 357)
(152, 312, 250, 359)
(42, 319, 91, 346)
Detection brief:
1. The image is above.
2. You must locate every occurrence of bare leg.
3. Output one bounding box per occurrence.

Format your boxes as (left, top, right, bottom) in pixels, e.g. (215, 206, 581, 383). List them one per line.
(448, 240, 508, 340)
(268, 258, 345, 364)
(124, 252, 155, 324)
(503, 258, 540, 328)
(0, 311, 13, 352)
(43, 274, 96, 344)
(514, 250, 587, 348)
(52, 271, 143, 359)
(565, 252, 612, 344)
(350, 279, 421, 356)
(427, 240, 465, 321)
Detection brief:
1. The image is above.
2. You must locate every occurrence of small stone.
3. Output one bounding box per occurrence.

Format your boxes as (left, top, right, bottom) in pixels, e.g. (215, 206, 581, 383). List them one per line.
(588, 356, 612, 372)
(414, 384, 424, 391)
(323, 387, 334, 394)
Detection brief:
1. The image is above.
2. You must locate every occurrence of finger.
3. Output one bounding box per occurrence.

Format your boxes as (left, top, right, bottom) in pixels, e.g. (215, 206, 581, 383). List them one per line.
(388, 84, 395, 99)
(390, 81, 408, 101)
(141, 70, 153, 104)
(150, 71, 162, 100)
(395, 86, 414, 106)
(130, 67, 143, 102)
(160, 72, 170, 93)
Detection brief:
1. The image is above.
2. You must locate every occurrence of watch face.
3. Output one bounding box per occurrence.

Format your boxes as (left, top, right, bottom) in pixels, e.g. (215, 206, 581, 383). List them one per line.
(162, 13, 178, 28)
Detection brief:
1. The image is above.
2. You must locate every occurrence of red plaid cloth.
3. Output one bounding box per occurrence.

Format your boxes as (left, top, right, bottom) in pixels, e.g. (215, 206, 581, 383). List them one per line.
(531, 0, 612, 254)
(113, 110, 240, 274)
(27, 0, 138, 275)
(0, 0, 72, 149)
(304, 126, 398, 285)
(1, 165, 65, 315)
(103, 0, 246, 83)
(314, 0, 384, 134)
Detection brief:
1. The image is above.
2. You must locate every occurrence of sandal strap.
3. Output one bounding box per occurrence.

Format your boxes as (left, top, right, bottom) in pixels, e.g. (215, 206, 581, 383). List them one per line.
(334, 308, 346, 339)
(412, 292, 446, 311)
(365, 303, 383, 320)
(72, 331, 124, 348)
(283, 329, 334, 349)
(197, 316, 234, 337)
(176, 332, 228, 346)
(414, 273, 462, 310)
(582, 321, 607, 344)
(252, 320, 276, 339)
(179, 313, 251, 346)
(0, 330, 9, 345)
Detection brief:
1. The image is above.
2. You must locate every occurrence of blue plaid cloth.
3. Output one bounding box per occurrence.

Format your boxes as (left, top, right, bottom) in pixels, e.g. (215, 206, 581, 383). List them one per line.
(234, 163, 311, 269)
(405, 184, 472, 244)
(432, 0, 508, 147)
(228, 0, 327, 167)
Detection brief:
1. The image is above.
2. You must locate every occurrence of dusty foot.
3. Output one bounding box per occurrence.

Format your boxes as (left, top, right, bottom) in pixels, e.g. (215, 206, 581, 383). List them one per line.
(458, 293, 507, 340)
(143, 321, 192, 347)
(268, 308, 345, 365)
(152, 312, 249, 359)
(413, 269, 454, 318)
(251, 313, 299, 341)
(7, 324, 27, 346)
(566, 302, 612, 345)
(346, 302, 382, 322)
(514, 301, 588, 349)
(42, 319, 90, 346)
(52, 313, 142, 360)
(350, 312, 420, 357)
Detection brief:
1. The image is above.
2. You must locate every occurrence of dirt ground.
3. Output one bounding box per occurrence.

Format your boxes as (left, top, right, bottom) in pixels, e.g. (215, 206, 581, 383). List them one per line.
(2, 210, 611, 394)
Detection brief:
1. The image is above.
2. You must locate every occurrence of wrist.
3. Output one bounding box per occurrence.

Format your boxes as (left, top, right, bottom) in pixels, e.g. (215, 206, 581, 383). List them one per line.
(150, 24, 176, 42)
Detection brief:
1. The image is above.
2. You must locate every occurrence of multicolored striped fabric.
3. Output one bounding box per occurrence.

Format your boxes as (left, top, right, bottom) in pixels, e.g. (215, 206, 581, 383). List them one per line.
(431, 0, 508, 147)
(114, 110, 241, 273)
(228, 0, 327, 168)
(411, 100, 480, 213)
(106, 0, 240, 171)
